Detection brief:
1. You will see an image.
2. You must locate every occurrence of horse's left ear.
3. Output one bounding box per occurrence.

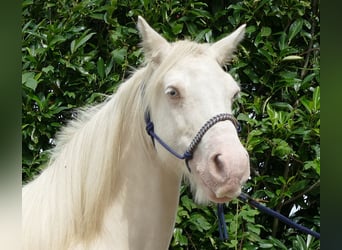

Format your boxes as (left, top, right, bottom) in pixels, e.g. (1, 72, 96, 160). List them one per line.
(137, 16, 170, 64)
(209, 24, 246, 66)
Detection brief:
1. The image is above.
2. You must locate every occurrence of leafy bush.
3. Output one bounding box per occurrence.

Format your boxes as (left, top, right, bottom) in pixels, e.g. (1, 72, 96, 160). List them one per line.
(22, 0, 320, 249)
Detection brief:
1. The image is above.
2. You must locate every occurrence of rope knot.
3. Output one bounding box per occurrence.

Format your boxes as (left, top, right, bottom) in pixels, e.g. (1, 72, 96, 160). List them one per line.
(145, 121, 154, 136)
(183, 151, 193, 160)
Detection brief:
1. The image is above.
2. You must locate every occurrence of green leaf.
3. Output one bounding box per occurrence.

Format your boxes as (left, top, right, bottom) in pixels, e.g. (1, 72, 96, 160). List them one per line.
(266, 104, 276, 120)
(304, 159, 320, 175)
(180, 195, 195, 212)
(289, 180, 309, 193)
(42, 65, 54, 74)
(246, 25, 257, 34)
(282, 55, 303, 61)
(49, 35, 67, 47)
(22, 0, 33, 8)
(185, 22, 197, 35)
(189, 213, 211, 232)
(259, 243, 273, 248)
(194, 28, 212, 42)
(70, 31, 96, 54)
(258, 47, 273, 64)
(247, 222, 261, 235)
(268, 237, 288, 250)
(313, 86, 320, 112)
(260, 26, 272, 37)
(292, 235, 307, 250)
(288, 19, 303, 44)
(278, 32, 287, 50)
(239, 208, 259, 223)
(97, 57, 105, 79)
(172, 228, 188, 246)
(171, 22, 184, 35)
(64, 91, 76, 99)
(300, 97, 312, 114)
(111, 48, 127, 64)
(271, 138, 294, 159)
(243, 68, 259, 83)
(48, 105, 70, 115)
(22, 72, 38, 91)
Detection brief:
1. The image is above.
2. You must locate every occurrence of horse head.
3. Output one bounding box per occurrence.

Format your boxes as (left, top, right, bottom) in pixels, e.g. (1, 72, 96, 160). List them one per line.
(138, 16, 250, 204)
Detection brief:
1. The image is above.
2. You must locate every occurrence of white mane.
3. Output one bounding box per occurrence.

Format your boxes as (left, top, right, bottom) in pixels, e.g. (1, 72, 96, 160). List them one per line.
(23, 66, 149, 247)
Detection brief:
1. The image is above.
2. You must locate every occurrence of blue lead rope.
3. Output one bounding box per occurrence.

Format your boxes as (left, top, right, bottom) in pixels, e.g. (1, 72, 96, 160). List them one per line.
(144, 110, 320, 241)
(238, 193, 320, 239)
(217, 203, 229, 241)
(217, 193, 320, 241)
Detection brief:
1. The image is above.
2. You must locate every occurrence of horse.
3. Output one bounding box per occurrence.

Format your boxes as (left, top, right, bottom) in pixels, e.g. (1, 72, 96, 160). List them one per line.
(22, 16, 250, 250)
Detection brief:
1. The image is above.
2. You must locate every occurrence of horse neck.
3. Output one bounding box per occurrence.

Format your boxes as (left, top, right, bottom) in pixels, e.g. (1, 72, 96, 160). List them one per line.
(103, 137, 183, 249)
(90, 66, 183, 249)
(23, 67, 184, 249)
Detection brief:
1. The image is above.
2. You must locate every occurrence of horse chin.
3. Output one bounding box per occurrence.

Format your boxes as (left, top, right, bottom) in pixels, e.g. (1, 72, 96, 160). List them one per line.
(209, 195, 234, 204)
(191, 176, 242, 204)
(203, 181, 242, 204)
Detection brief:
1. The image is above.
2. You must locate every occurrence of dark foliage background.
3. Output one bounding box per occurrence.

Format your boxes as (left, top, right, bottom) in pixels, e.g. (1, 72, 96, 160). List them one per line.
(22, 0, 320, 249)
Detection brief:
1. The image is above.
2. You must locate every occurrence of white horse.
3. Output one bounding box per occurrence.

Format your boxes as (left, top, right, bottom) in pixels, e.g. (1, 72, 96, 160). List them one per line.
(22, 16, 250, 250)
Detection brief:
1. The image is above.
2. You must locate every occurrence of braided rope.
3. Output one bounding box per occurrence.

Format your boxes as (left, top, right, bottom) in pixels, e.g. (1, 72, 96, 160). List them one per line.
(186, 113, 239, 156)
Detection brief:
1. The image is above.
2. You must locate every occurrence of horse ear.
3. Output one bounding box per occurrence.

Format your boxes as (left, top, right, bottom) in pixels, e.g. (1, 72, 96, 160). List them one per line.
(137, 16, 170, 64)
(209, 24, 246, 66)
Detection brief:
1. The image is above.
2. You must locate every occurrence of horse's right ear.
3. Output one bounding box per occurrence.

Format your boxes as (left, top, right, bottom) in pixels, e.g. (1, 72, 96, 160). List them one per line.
(209, 24, 246, 66)
(137, 16, 170, 64)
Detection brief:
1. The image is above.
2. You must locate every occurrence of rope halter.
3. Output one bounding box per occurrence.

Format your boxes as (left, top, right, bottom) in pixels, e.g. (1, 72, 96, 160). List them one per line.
(145, 111, 240, 172)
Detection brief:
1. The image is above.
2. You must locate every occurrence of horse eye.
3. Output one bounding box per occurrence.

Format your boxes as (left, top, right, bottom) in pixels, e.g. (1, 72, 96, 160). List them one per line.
(165, 87, 180, 98)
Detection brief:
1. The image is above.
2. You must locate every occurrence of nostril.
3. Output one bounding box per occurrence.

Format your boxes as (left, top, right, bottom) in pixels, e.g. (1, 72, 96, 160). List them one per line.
(213, 154, 224, 173)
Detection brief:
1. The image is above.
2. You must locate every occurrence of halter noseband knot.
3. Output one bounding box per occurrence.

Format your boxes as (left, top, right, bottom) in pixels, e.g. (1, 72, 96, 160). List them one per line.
(144, 111, 240, 172)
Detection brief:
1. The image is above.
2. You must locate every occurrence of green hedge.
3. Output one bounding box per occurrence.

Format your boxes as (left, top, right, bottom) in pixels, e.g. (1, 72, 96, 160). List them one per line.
(22, 0, 320, 249)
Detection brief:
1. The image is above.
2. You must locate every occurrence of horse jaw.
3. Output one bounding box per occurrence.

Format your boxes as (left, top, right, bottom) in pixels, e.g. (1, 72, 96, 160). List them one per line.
(137, 16, 170, 64)
(209, 24, 246, 66)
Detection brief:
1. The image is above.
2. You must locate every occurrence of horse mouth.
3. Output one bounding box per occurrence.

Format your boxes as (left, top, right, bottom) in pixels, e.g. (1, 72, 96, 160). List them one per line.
(208, 194, 236, 203)
(201, 177, 243, 203)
